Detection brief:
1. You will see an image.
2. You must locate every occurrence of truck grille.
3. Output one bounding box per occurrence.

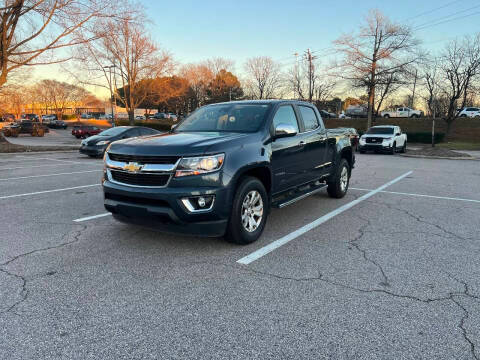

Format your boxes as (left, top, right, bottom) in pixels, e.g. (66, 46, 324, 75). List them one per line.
(110, 170, 170, 187)
(365, 137, 384, 144)
(108, 153, 179, 164)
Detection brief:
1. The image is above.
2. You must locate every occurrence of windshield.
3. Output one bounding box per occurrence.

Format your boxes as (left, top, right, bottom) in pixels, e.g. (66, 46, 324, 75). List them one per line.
(367, 127, 394, 135)
(175, 104, 271, 133)
(99, 127, 127, 136)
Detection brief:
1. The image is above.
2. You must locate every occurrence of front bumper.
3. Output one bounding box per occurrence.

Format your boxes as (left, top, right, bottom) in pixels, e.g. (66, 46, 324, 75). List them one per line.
(103, 177, 230, 237)
(79, 145, 106, 156)
(359, 143, 393, 152)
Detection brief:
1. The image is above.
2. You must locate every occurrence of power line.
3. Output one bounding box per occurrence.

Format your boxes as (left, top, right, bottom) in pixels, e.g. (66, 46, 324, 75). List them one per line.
(415, 9, 480, 31)
(407, 0, 464, 21)
(413, 3, 480, 30)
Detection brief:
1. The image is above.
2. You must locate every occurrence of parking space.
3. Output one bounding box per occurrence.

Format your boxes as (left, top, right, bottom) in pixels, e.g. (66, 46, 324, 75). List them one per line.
(1, 151, 479, 359)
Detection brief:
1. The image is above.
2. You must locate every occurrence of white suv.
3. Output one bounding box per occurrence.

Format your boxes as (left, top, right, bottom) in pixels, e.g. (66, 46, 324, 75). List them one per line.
(458, 107, 480, 118)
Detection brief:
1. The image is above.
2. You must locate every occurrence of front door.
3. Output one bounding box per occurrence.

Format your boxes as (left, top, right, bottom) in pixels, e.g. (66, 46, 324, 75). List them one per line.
(271, 105, 306, 193)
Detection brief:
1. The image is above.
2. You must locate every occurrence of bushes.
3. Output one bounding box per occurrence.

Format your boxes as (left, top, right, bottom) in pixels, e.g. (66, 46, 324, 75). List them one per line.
(405, 132, 445, 143)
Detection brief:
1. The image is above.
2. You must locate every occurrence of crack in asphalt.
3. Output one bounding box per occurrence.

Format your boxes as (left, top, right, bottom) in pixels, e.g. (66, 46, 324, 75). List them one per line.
(0, 224, 87, 316)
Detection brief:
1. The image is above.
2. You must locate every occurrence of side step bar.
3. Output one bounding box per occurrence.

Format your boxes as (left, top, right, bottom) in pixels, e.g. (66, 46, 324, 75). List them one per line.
(272, 183, 328, 209)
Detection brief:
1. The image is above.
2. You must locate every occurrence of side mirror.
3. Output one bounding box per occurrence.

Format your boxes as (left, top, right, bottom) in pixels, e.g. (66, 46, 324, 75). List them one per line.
(274, 124, 297, 139)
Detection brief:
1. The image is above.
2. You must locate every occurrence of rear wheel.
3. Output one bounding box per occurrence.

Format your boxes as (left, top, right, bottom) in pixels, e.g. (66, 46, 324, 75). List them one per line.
(225, 177, 268, 245)
(327, 158, 350, 199)
(410, 114, 419, 118)
(383, 114, 390, 118)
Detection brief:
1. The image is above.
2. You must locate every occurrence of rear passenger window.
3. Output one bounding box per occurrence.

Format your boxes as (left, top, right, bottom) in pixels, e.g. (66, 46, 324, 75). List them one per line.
(299, 106, 319, 131)
(272, 106, 299, 132)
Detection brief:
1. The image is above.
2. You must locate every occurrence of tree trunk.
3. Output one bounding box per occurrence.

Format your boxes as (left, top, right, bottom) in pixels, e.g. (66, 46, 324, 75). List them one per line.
(128, 110, 135, 125)
(367, 85, 375, 130)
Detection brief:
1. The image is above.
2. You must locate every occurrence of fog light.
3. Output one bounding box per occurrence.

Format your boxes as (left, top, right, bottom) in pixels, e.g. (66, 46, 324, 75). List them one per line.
(181, 195, 215, 212)
(198, 197, 206, 207)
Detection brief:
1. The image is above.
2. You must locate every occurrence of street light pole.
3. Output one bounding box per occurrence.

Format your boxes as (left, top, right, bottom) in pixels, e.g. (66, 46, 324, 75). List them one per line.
(103, 65, 116, 127)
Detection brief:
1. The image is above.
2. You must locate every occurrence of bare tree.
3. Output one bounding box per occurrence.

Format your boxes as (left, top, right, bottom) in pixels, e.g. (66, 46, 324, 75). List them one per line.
(0, 0, 120, 88)
(439, 33, 480, 136)
(243, 56, 283, 99)
(205, 57, 234, 75)
(180, 63, 214, 109)
(334, 9, 419, 128)
(32, 79, 89, 117)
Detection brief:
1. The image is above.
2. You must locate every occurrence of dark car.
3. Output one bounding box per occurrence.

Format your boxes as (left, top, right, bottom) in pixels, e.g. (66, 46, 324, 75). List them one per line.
(72, 125, 102, 138)
(48, 120, 68, 129)
(22, 113, 40, 121)
(102, 100, 355, 244)
(79, 126, 160, 157)
(319, 110, 336, 118)
(2, 113, 15, 122)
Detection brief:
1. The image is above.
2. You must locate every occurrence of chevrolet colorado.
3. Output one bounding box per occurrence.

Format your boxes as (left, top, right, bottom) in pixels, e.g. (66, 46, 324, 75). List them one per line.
(102, 100, 355, 244)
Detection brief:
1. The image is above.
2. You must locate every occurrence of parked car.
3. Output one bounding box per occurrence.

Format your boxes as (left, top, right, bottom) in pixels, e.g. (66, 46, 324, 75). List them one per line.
(2, 113, 16, 122)
(457, 107, 480, 118)
(358, 125, 407, 154)
(152, 112, 166, 119)
(21, 113, 40, 121)
(72, 125, 102, 138)
(80, 113, 93, 119)
(102, 100, 356, 244)
(3, 120, 45, 137)
(338, 111, 351, 119)
(42, 114, 58, 123)
(380, 107, 423, 118)
(135, 115, 146, 120)
(48, 120, 68, 129)
(319, 110, 336, 118)
(79, 126, 160, 157)
(345, 105, 368, 118)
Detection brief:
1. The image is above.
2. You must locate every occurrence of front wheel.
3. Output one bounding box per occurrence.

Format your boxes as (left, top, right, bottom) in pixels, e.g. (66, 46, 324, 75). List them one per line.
(383, 114, 390, 118)
(401, 141, 407, 153)
(225, 177, 268, 245)
(390, 142, 396, 155)
(327, 158, 350, 199)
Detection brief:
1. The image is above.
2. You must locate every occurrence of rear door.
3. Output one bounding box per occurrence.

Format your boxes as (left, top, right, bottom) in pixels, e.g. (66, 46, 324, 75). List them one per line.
(296, 105, 329, 181)
(270, 105, 305, 193)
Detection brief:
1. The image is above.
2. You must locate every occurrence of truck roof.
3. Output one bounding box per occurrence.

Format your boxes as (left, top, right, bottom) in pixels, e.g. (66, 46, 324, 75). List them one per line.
(207, 99, 316, 107)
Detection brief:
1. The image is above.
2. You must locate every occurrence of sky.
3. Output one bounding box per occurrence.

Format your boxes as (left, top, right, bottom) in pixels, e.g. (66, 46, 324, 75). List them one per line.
(35, 0, 480, 98)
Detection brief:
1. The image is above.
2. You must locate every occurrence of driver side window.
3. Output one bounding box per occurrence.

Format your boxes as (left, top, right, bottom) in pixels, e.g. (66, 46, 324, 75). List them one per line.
(272, 105, 299, 132)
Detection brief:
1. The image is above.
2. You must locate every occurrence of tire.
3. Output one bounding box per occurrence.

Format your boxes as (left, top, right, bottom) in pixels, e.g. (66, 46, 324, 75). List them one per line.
(327, 158, 350, 199)
(401, 141, 407, 153)
(460, 114, 467, 117)
(390, 142, 396, 155)
(225, 176, 268, 245)
(383, 114, 390, 118)
(410, 114, 419, 118)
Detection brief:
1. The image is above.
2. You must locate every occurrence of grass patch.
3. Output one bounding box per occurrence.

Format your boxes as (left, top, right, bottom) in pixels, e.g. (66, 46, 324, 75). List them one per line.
(436, 142, 480, 151)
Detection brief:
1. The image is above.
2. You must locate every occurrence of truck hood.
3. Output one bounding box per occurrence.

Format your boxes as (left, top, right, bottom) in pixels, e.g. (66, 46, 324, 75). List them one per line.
(108, 131, 251, 156)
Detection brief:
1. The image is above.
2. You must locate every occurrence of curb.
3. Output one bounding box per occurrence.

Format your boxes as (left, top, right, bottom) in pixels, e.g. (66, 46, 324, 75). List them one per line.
(399, 154, 478, 160)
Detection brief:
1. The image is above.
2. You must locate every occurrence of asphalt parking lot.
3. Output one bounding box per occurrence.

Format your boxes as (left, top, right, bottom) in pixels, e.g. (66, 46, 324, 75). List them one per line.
(6, 128, 81, 148)
(1, 151, 479, 359)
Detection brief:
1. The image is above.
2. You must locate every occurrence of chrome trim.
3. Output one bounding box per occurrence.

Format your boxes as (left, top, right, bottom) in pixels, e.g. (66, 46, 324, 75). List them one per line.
(278, 184, 327, 208)
(315, 161, 332, 169)
(104, 152, 181, 173)
(106, 168, 173, 189)
(181, 196, 215, 213)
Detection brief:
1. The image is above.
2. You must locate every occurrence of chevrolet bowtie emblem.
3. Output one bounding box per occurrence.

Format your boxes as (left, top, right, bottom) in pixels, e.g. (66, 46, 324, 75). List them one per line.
(123, 162, 143, 173)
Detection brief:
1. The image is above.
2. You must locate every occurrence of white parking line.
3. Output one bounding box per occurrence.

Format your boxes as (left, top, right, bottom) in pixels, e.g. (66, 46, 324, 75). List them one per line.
(0, 184, 101, 200)
(73, 213, 112, 222)
(0, 163, 100, 171)
(350, 188, 480, 204)
(237, 171, 413, 265)
(0, 170, 101, 181)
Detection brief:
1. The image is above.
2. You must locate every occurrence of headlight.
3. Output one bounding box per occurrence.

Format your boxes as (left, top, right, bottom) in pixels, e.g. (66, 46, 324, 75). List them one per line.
(175, 154, 225, 177)
(97, 140, 110, 146)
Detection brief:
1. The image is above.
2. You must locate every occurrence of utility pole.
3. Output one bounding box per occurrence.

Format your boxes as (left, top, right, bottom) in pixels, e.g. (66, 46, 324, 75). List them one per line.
(103, 65, 116, 127)
(304, 49, 316, 103)
(411, 68, 418, 108)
